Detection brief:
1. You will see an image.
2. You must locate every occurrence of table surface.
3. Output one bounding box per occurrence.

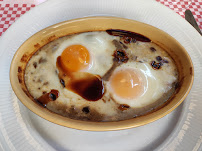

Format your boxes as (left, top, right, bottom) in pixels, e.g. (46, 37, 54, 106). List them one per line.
(0, 0, 202, 37)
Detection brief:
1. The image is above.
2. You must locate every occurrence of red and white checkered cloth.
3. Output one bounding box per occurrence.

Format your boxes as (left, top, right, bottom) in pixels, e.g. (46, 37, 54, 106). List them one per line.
(0, 0, 202, 37)
(0, 3, 35, 36)
(157, 0, 202, 29)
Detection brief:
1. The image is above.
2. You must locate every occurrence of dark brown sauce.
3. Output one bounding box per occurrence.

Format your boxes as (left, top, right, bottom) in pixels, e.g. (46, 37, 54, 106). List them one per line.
(106, 29, 151, 42)
(119, 41, 128, 49)
(37, 89, 59, 107)
(112, 39, 123, 50)
(56, 56, 104, 101)
(70, 76, 104, 101)
(102, 61, 119, 81)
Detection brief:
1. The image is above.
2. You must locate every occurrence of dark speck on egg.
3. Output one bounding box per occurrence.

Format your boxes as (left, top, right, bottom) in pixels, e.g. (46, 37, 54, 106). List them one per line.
(33, 62, 37, 68)
(60, 79, 65, 87)
(39, 57, 47, 64)
(151, 61, 162, 69)
(49, 93, 57, 101)
(150, 47, 156, 52)
(43, 82, 49, 85)
(82, 106, 90, 114)
(52, 43, 59, 53)
(156, 56, 162, 61)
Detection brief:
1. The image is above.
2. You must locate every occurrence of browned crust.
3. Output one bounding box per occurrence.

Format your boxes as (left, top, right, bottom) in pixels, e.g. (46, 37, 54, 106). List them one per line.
(190, 67, 193, 75)
(20, 53, 29, 62)
(34, 43, 40, 49)
(48, 35, 57, 42)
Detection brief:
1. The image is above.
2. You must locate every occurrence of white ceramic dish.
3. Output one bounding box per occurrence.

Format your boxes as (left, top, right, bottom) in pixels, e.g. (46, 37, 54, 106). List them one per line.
(0, 0, 202, 150)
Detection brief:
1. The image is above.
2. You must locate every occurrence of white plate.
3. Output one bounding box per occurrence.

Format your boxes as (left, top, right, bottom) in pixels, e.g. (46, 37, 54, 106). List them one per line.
(0, 0, 202, 150)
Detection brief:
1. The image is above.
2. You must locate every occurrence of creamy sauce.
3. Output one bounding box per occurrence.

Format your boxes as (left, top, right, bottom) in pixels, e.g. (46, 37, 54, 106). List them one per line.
(24, 30, 178, 122)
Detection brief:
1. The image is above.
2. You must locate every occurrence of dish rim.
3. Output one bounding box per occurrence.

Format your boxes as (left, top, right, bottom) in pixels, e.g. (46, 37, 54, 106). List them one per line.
(9, 16, 194, 131)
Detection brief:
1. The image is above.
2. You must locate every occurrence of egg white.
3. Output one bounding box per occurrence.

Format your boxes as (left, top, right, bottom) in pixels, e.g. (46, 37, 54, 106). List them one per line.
(53, 32, 116, 76)
(107, 62, 176, 108)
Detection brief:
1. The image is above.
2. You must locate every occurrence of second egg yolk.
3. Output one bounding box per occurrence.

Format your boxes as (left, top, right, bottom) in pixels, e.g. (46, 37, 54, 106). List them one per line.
(110, 69, 144, 99)
(61, 45, 91, 72)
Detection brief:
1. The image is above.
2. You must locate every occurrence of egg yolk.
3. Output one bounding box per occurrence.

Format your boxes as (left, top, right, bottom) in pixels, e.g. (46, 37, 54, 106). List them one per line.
(110, 69, 144, 99)
(61, 45, 91, 72)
